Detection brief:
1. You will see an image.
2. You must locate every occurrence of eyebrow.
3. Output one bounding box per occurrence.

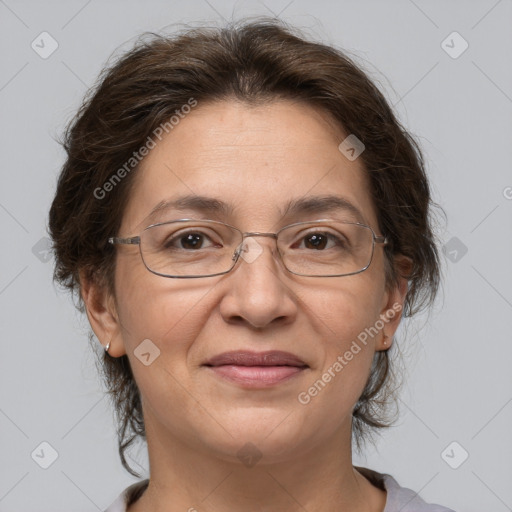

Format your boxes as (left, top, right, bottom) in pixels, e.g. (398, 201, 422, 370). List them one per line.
(144, 194, 366, 225)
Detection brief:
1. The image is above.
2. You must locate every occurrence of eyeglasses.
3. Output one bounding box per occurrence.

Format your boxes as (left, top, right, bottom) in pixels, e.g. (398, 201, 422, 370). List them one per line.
(108, 218, 387, 278)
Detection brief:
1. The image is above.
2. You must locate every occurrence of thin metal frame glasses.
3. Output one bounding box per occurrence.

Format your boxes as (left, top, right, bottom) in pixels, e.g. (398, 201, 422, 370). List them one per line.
(108, 218, 388, 278)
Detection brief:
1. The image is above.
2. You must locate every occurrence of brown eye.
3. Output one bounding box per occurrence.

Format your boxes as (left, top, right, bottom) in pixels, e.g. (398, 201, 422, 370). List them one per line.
(162, 229, 220, 251)
(294, 231, 347, 251)
(303, 233, 328, 250)
(176, 233, 206, 250)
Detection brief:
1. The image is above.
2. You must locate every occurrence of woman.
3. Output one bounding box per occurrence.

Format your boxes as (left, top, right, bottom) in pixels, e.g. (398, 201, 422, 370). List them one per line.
(49, 18, 454, 512)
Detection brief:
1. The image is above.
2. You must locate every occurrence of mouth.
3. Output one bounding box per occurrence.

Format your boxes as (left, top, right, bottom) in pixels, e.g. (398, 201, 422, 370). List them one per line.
(202, 350, 309, 388)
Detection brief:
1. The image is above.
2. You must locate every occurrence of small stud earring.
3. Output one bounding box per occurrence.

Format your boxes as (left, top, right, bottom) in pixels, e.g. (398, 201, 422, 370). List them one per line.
(382, 334, 388, 347)
(104, 340, 111, 354)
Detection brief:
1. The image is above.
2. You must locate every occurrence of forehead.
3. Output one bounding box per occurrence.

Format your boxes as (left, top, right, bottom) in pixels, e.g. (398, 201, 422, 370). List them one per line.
(120, 100, 379, 233)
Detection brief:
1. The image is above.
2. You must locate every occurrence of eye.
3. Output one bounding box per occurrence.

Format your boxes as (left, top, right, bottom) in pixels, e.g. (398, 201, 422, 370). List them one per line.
(163, 229, 221, 250)
(293, 230, 348, 251)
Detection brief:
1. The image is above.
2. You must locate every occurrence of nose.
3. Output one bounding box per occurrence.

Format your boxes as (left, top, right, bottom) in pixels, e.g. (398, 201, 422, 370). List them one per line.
(218, 235, 298, 329)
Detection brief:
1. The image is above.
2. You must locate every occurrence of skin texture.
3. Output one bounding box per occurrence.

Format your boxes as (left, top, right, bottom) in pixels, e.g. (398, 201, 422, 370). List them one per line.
(82, 99, 408, 512)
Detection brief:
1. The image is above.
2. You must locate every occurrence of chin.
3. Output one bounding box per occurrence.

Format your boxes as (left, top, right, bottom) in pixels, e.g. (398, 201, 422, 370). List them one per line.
(194, 410, 314, 465)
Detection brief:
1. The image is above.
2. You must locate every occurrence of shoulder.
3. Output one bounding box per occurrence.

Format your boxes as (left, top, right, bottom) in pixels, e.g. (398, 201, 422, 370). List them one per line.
(355, 466, 456, 512)
(104, 479, 149, 512)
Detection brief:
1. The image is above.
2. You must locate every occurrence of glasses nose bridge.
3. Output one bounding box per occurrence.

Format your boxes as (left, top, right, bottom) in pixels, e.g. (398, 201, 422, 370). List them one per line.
(241, 231, 279, 250)
(242, 231, 278, 249)
(233, 231, 281, 262)
(242, 231, 278, 240)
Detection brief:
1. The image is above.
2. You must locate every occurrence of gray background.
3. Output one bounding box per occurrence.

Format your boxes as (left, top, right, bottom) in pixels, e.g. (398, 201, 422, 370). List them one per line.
(1, 0, 511, 511)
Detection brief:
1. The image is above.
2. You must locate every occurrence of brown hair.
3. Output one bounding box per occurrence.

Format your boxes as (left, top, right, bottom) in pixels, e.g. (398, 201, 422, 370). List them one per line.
(49, 18, 441, 477)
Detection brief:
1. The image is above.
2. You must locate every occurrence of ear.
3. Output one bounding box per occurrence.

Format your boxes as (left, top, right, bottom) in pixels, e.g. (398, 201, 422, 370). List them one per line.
(79, 270, 126, 357)
(376, 255, 412, 351)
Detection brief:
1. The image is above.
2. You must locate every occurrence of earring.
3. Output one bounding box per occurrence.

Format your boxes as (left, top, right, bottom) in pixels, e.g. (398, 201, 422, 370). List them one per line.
(104, 340, 111, 354)
(382, 334, 389, 347)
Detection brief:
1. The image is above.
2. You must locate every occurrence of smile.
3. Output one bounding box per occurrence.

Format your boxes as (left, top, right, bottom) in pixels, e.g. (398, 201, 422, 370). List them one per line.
(202, 350, 309, 388)
(206, 364, 307, 387)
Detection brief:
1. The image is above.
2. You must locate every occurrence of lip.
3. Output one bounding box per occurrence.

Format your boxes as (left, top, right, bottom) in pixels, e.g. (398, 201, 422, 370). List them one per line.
(203, 350, 309, 388)
(204, 350, 307, 367)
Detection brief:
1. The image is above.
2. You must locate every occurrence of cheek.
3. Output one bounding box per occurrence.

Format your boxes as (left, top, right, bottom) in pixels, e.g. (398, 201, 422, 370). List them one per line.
(295, 278, 384, 411)
(303, 273, 385, 347)
(114, 256, 211, 358)
(113, 273, 213, 422)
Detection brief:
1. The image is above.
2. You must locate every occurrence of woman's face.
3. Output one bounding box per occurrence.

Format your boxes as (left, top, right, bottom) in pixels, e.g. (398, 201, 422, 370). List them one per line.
(97, 99, 404, 463)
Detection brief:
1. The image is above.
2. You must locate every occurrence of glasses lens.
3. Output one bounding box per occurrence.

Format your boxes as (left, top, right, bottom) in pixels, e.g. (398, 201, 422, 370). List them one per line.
(140, 220, 241, 277)
(278, 221, 374, 276)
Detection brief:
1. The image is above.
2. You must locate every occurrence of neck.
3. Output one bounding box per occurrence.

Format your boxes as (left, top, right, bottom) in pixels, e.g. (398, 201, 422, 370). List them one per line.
(128, 413, 386, 512)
